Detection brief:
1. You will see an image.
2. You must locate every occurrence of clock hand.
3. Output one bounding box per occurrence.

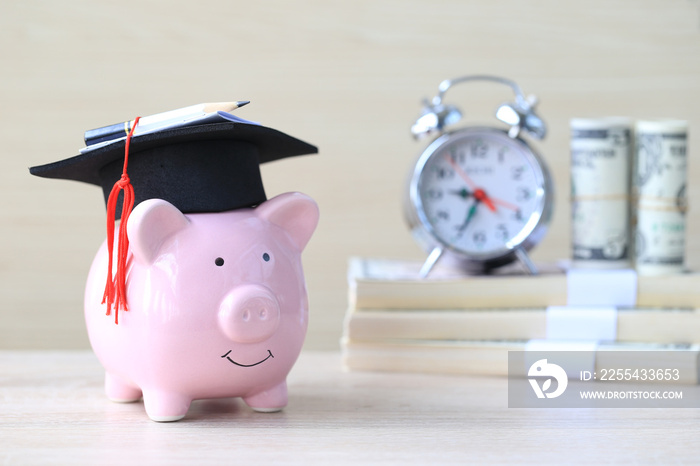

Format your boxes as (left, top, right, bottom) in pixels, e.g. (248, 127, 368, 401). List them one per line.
(478, 195, 524, 222)
(445, 155, 477, 190)
(488, 196, 519, 211)
(448, 188, 473, 200)
(445, 155, 497, 212)
(456, 202, 479, 237)
(473, 189, 496, 212)
(451, 187, 508, 214)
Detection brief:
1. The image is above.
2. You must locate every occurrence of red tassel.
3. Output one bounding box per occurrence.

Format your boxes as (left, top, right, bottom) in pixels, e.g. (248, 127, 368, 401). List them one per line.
(102, 116, 141, 324)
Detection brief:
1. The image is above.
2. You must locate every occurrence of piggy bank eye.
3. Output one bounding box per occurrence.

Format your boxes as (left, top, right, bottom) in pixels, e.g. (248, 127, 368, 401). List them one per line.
(262, 253, 270, 262)
(215, 257, 225, 267)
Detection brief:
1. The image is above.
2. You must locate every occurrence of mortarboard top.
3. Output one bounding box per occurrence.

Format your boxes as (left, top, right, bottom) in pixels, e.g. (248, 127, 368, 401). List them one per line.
(30, 113, 318, 321)
(29, 121, 318, 217)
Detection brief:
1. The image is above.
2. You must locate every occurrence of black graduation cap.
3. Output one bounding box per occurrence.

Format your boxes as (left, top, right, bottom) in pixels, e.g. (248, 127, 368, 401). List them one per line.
(30, 117, 318, 321)
(29, 121, 318, 217)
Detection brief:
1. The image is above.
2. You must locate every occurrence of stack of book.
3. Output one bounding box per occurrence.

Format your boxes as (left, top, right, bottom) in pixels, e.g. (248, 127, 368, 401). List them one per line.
(341, 257, 700, 377)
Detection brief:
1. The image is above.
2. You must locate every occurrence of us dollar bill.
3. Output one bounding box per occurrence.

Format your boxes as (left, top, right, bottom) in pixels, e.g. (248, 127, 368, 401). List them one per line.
(634, 120, 688, 275)
(570, 118, 632, 268)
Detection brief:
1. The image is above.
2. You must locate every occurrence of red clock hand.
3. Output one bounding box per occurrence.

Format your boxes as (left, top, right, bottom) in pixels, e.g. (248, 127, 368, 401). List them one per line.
(489, 197, 519, 211)
(445, 155, 477, 190)
(473, 189, 496, 212)
(445, 156, 497, 212)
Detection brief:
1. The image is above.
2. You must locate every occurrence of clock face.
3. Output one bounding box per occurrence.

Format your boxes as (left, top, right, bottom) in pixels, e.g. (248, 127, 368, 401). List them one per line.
(412, 128, 548, 259)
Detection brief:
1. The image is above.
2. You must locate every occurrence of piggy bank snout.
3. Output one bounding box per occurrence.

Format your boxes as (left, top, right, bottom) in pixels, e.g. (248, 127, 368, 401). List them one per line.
(218, 285, 281, 343)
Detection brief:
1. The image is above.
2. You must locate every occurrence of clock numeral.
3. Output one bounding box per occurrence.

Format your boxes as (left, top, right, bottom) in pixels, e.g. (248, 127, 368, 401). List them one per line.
(496, 224, 509, 241)
(425, 188, 443, 200)
(514, 209, 525, 222)
(498, 146, 509, 164)
(473, 230, 487, 248)
(433, 165, 455, 180)
(470, 141, 488, 159)
(449, 149, 467, 165)
(511, 165, 526, 181)
(436, 210, 450, 221)
(516, 187, 532, 201)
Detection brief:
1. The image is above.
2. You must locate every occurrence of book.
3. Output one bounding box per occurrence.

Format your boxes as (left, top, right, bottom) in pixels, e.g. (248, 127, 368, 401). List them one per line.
(344, 307, 700, 344)
(343, 258, 700, 380)
(341, 338, 700, 383)
(349, 257, 700, 310)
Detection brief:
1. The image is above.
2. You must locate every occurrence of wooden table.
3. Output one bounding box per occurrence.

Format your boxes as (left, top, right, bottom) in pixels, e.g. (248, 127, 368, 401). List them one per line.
(1, 351, 698, 464)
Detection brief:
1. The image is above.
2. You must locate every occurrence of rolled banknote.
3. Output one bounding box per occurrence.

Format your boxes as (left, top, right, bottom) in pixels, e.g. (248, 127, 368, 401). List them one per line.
(570, 117, 632, 269)
(634, 120, 688, 275)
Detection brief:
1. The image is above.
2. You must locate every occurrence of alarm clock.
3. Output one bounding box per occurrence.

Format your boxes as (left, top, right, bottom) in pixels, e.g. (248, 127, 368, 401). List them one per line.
(404, 75, 554, 277)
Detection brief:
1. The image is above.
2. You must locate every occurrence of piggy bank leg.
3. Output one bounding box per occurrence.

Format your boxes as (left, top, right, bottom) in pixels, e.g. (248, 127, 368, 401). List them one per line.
(105, 372, 142, 403)
(142, 390, 192, 422)
(243, 381, 288, 413)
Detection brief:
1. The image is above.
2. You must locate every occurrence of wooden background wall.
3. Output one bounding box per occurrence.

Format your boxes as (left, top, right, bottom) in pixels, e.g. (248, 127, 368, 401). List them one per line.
(2, 0, 699, 349)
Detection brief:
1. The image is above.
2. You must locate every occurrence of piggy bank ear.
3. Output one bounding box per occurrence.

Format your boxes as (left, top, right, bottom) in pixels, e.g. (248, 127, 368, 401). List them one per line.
(127, 199, 190, 264)
(256, 192, 319, 251)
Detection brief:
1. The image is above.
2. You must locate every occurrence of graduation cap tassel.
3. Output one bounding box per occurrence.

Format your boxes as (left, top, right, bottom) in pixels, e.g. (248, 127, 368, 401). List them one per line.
(102, 116, 141, 324)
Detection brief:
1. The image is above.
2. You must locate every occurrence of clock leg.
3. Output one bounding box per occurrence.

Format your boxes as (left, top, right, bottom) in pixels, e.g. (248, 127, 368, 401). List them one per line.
(420, 246, 444, 278)
(514, 247, 538, 275)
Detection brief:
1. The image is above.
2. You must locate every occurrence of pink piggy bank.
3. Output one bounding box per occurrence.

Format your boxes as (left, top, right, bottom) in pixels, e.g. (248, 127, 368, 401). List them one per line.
(84, 192, 319, 422)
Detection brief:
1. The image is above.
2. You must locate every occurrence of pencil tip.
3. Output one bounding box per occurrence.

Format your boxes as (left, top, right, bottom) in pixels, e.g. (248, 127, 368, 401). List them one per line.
(237, 100, 250, 107)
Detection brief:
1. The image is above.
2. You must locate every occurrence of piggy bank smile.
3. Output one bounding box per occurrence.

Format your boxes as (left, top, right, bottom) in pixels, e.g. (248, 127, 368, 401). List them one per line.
(221, 349, 274, 367)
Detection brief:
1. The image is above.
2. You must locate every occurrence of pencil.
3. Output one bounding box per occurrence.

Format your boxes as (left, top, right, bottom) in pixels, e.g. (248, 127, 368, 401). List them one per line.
(84, 101, 251, 146)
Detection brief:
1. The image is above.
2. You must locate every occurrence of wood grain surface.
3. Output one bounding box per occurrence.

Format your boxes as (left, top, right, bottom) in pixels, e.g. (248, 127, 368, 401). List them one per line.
(2, 350, 699, 464)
